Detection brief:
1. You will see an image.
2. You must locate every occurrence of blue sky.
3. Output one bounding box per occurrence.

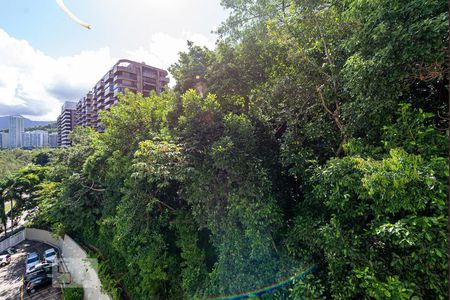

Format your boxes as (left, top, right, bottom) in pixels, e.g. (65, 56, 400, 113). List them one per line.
(0, 0, 228, 120)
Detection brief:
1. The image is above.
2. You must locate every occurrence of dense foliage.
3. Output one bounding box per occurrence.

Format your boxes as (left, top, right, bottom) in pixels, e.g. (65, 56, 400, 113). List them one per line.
(2, 0, 447, 299)
(0, 149, 54, 235)
(0, 149, 35, 180)
(24, 122, 57, 133)
(62, 286, 84, 300)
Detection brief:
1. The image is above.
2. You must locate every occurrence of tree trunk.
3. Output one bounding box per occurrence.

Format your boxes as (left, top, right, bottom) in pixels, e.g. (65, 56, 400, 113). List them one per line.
(10, 199, 13, 231)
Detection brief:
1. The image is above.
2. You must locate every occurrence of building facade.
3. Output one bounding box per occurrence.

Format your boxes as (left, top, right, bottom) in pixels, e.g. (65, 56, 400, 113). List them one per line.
(0, 132, 9, 148)
(22, 130, 49, 148)
(76, 59, 169, 131)
(9, 115, 24, 148)
(76, 92, 94, 127)
(57, 60, 169, 146)
(57, 101, 77, 147)
(48, 133, 58, 148)
(22, 132, 32, 148)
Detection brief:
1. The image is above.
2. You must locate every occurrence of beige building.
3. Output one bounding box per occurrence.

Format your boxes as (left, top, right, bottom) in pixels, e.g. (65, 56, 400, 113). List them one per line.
(77, 59, 169, 131)
(57, 59, 169, 146)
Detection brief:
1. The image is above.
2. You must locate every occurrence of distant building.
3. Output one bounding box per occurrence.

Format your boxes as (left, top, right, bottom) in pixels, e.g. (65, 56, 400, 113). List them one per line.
(57, 101, 77, 147)
(22, 130, 49, 148)
(9, 115, 24, 148)
(57, 60, 170, 146)
(76, 59, 169, 131)
(0, 132, 9, 148)
(22, 132, 31, 148)
(48, 132, 58, 148)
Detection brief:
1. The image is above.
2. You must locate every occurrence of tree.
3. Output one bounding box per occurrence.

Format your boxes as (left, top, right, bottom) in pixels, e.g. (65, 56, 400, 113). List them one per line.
(21, 0, 448, 298)
(169, 42, 212, 95)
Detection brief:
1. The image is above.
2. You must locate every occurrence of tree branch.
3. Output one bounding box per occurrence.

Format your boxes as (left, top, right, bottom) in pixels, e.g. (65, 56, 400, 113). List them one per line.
(80, 181, 105, 192)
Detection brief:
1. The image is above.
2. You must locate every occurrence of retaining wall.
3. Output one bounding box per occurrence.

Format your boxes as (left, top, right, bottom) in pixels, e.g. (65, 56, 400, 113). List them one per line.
(60, 235, 109, 300)
(0, 229, 25, 253)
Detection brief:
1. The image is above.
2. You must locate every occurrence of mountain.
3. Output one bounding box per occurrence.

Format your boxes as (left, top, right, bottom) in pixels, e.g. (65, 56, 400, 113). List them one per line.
(0, 116, 55, 130)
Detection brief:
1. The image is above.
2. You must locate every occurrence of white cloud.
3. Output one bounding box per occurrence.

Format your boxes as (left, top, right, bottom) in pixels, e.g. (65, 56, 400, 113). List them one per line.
(0, 28, 215, 120)
(0, 28, 114, 120)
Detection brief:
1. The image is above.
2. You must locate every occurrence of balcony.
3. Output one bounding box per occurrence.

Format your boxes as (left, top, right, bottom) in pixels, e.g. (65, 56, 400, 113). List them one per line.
(113, 73, 138, 82)
(97, 99, 105, 107)
(143, 84, 157, 91)
(104, 96, 114, 105)
(113, 61, 136, 73)
(143, 76, 157, 84)
(95, 88, 104, 97)
(103, 71, 113, 82)
(95, 80, 104, 90)
(104, 86, 114, 97)
(113, 87, 124, 97)
(145, 72, 159, 80)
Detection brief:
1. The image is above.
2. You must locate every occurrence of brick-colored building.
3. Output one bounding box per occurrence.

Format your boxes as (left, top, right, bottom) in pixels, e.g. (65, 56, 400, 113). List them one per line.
(77, 59, 169, 131)
(76, 92, 94, 127)
(57, 59, 169, 146)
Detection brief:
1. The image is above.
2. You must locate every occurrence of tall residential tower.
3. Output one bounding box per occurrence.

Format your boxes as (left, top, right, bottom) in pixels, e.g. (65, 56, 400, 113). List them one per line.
(76, 59, 169, 131)
(9, 115, 24, 148)
(57, 101, 77, 147)
(57, 59, 169, 146)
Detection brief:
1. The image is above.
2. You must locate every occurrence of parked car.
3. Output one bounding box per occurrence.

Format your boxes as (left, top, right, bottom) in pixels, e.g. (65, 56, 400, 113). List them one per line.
(27, 262, 54, 274)
(0, 254, 11, 267)
(6, 247, 17, 255)
(25, 252, 40, 274)
(44, 248, 57, 263)
(26, 274, 52, 295)
(24, 268, 51, 285)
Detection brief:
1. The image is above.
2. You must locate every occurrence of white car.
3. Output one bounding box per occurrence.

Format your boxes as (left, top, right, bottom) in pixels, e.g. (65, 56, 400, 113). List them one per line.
(43, 248, 57, 264)
(26, 252, 40, 274)
(0, 254, 11, 267)
(27, 261, 54, 274)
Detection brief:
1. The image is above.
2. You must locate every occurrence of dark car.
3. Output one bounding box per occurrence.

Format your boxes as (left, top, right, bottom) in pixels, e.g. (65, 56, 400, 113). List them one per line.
(6, 247, 17, 255)
(24, 268, 52, 285)
(26, 274, 52, 295)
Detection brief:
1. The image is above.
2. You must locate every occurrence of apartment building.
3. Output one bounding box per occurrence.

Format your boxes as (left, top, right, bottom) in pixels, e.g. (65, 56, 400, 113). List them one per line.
(22, 132, 33, 148)
(77, 59, 170, 131)
(22, 130, 49, 148)
(76, 92, 94, 127)
(48, 132, 58, 148)
(9, 115, 24, 148)
(57, 60, 169, 146)
(57, 101, 77, 147)
(0, 132, 9, 148)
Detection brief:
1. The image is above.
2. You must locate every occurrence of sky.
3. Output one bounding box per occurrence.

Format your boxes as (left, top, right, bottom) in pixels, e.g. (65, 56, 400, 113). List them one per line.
(0, 0, 228, 121)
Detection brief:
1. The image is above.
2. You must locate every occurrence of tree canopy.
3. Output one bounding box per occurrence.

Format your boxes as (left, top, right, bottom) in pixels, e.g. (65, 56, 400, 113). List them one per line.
(4, 0, 448, 299)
